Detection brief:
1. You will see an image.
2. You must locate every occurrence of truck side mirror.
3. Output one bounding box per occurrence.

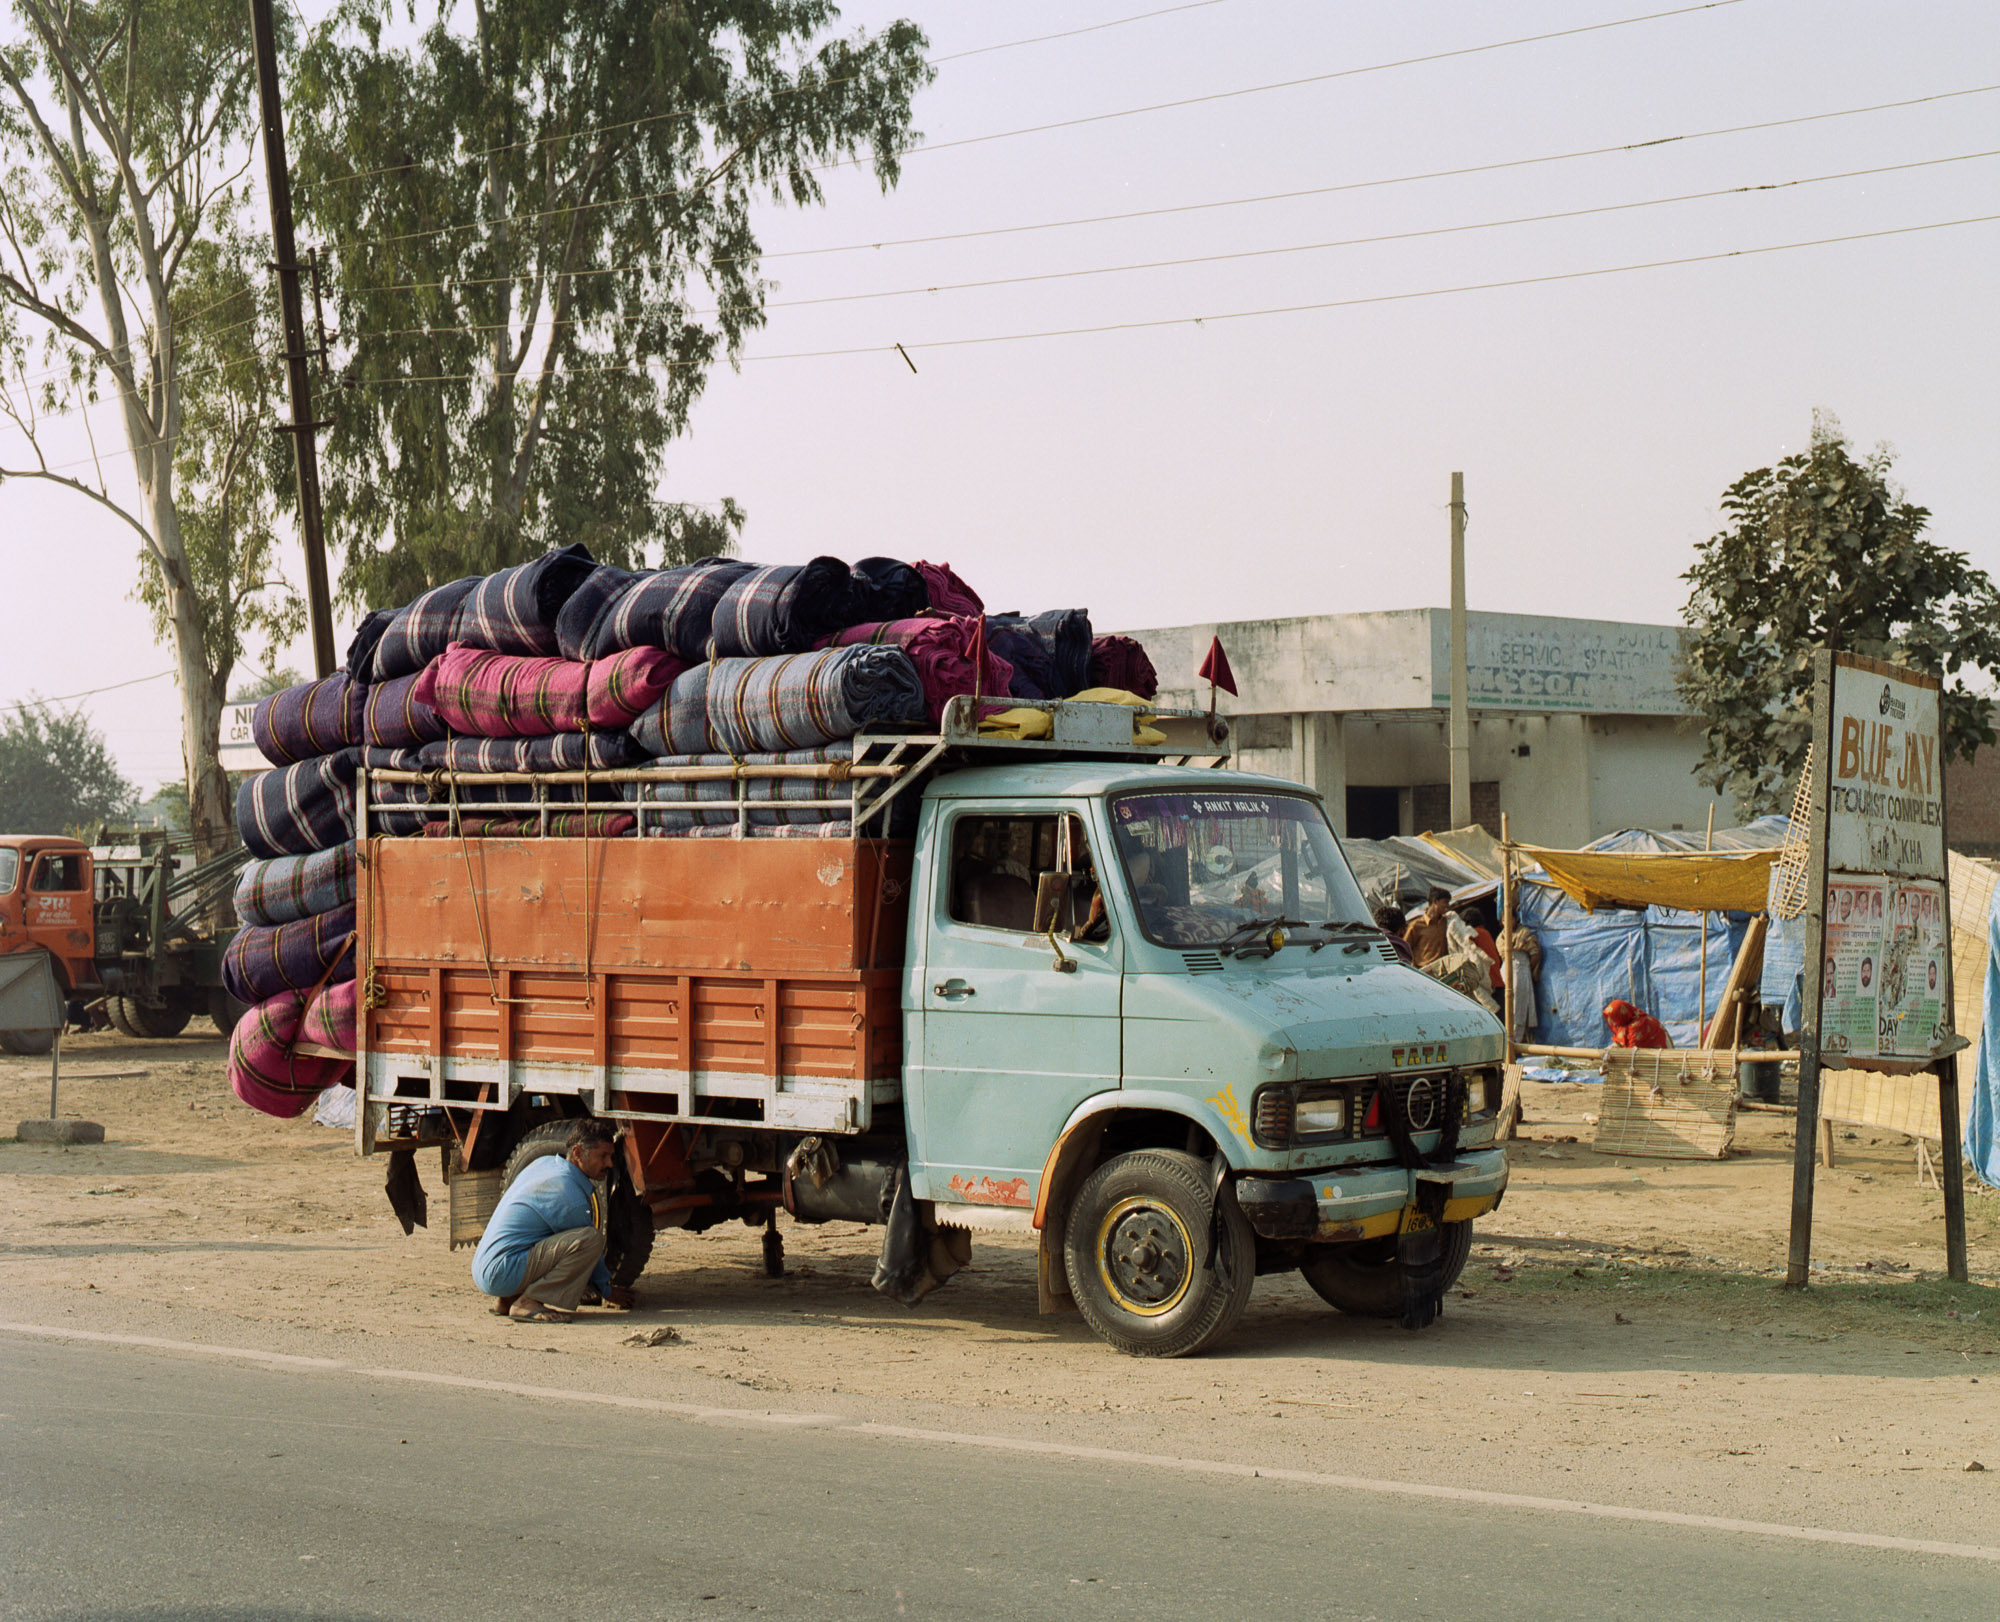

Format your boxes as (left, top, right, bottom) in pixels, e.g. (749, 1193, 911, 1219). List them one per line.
(1032, 872, 1079, 973)
(1031, 871, 1069, 935)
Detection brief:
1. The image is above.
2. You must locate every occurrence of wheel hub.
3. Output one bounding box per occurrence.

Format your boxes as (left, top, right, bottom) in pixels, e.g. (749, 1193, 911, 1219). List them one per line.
(1096, 1197, 1195, 1317)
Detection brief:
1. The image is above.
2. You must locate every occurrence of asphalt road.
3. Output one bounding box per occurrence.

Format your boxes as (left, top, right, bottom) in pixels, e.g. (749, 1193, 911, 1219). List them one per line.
(1, 1333, 1993, 1621)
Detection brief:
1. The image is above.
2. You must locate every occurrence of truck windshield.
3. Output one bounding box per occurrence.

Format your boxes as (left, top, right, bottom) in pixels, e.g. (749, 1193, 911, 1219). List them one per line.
(0, 850, 15, 893)
(1108, 791, 1372, 948)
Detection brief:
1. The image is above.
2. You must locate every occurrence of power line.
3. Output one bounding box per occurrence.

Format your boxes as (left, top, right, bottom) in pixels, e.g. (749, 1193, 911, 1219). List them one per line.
(0, 670, 176, 713)
(309, 0, 1753, 259)
(329, 80, 2000, 309)
(342, 146, 2000, 343)
(16, 212, 1995, 477)
(303, 1, 1248, 192)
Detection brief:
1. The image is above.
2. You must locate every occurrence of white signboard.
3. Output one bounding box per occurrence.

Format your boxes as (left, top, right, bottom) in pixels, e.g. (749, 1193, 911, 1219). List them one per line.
(218, 702, 263, 772)
(1825, 661, 1944, 880)
(1430, 614, 1686, 716)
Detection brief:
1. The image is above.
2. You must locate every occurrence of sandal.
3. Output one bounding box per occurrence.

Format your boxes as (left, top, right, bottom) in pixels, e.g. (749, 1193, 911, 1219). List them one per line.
(489, 1294, 520, 1317)
(509, 1304, 575, 1324)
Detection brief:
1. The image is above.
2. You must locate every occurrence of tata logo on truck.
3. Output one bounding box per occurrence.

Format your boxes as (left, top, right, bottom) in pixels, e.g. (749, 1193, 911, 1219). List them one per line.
(1390, 1044, 1448, 1068)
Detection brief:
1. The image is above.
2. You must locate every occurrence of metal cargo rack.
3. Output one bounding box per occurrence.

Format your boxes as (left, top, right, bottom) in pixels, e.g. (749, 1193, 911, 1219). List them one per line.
(356, 697, 1232, 840)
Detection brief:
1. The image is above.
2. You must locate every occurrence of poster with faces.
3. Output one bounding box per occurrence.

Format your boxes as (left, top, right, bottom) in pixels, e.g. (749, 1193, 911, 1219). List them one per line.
(1820, 876, 1890, 1060)
(1877, 879, 1947, 1059)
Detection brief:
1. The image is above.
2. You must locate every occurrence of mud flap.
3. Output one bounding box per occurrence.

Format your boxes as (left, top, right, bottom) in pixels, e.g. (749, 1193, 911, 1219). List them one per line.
(869, 1163, 968, 1306)
(385, 1148, 428, 1235)
(1397, 1176, 1452, 1330)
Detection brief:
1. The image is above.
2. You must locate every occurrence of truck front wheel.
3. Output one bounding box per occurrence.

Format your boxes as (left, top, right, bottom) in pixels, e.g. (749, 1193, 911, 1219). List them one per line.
(1063, 1149, 1254, 1358)
(1298, 1220, 1474, 1318)
(109, 998, 191, 1040)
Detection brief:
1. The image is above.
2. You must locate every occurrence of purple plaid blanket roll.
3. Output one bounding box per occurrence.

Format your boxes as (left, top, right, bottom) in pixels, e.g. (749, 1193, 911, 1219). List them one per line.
(989, 626, 1056, 699)
(419, 811, 635, 839)
(417, 732, 644, 773)
(555, 564, 642, 661)
(822, 617, 935, 648)
(222, 903, 357, 1006)
(628, 744, 853, 828)
(710, 558, 855, 657)
(1087, 634, 1159, 700)
(234, 843, 356, 928)
(253, 674, 365, 766)
(584, 557, 754, 661)
(454, 543, 596, 658)
(230, 988, 354, 1118)
(344, 608, 393, 679)
(633, 646, 925, 755)
(989, 609, 1093, 697)
(236, 751, 359, 858)
(361, 672, 447, 748)
(414, 644, 681, 737)
(650, 821, 854, 840)
(848, 557, 929, 623)
(368, 575, 481, 682)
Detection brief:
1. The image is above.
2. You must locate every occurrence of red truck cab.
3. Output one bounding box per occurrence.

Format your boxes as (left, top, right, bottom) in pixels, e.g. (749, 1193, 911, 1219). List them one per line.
(0, 836, 98, 995)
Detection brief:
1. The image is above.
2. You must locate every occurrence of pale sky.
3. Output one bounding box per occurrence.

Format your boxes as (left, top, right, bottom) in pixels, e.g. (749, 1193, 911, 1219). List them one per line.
(2, 0, 1995, 792)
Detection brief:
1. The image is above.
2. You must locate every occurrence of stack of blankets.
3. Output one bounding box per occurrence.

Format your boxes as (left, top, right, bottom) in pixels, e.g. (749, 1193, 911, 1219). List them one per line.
(225, 542, 1154, 1113)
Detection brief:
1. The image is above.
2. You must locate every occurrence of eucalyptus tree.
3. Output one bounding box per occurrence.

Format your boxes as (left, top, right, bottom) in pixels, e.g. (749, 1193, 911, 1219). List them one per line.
(0, 0, 297, 854)
(293, 0, 930, 608)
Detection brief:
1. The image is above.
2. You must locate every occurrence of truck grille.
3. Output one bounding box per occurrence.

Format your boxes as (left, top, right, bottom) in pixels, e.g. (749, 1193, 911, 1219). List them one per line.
(1181, 951, 1225, 973)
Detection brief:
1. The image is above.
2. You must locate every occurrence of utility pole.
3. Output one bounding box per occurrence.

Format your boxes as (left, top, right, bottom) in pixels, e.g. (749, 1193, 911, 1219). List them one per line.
(1448, 471, 1471, 829)
(249, 0, 336, 679)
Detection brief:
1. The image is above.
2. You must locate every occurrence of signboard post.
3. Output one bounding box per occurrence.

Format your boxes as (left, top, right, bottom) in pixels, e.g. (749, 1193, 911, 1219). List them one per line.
(1788, 650, 1968, 1286)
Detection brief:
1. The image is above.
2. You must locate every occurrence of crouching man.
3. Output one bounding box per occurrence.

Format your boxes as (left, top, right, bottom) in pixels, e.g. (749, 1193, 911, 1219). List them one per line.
(472, 1120, 635, 1323)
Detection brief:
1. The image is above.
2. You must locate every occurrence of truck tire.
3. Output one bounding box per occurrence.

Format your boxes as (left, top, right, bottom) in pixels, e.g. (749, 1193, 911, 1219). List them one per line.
(112, 998, 192, 1040)
(209, 988, 248, 1039)
(501, 1122, 654, 1290)
(0, 1027, 57, 1056)
(1298, 1219, 1474, 1318)
(1063, 1149, 1255, 1358)
(107, 999, 143, 1039)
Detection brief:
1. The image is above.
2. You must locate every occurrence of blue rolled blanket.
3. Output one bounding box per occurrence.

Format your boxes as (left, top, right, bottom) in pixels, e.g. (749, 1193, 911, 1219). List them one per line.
(630, 646, 925, 756)
(367, 576, 480, 682)
(237, 751, 359, 858)
(234, 844, 356, 928)
(709, 558, 855, 657)
(454, 543, 598, 657)
(583, 558, 754, 661)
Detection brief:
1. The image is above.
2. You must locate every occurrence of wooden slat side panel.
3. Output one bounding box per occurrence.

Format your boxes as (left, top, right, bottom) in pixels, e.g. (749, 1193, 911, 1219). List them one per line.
(779, 981, 865, 1080)
(509, 972, 596, 1065)
(691, 978, 769, 1075)
(440, 968, 502, 1060)
(607, 976, 685, 1072)
(370, 968, 434, 1054)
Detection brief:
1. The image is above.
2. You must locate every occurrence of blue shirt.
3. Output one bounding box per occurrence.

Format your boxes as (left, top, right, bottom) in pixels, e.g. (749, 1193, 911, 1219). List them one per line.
(471, 1155, 613, 1297)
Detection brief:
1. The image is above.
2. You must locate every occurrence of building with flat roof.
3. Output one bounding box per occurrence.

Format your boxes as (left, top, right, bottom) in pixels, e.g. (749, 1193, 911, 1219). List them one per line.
(1119, 609, 1733, 847)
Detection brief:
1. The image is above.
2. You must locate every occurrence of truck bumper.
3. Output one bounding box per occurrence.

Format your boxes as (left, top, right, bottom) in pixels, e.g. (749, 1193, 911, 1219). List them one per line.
(1234, 1149, 1509, 1242)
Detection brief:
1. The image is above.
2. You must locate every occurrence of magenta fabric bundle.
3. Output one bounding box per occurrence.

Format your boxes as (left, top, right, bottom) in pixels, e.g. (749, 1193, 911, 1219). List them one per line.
(301, 978, 357, 1056)
(822, 617, 939, 649)
(1087, 635, 1159, 700)
(229, 988, 353, 1119)
(914, 561, 983, 618)
(413, 643, 682, 738)
(896, 616, 1013, 726)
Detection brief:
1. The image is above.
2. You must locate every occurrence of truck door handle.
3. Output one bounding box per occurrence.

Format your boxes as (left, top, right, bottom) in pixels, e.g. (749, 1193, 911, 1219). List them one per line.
(933, 979, 976, 999)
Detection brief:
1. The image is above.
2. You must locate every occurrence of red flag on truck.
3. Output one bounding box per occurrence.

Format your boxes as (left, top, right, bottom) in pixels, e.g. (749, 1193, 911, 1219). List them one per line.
(1197, 636, 1237, 697)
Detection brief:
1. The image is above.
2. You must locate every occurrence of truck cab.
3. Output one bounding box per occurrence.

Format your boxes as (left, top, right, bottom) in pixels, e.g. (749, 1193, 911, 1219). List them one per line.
(902, 763, 1507, 1352)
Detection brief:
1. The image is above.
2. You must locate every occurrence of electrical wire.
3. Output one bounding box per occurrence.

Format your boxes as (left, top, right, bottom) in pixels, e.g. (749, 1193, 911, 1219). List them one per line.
(305, 0, 1754, 258)
(0, 670, 176, 713)
(930, 1, 1234, 64)
(337, 148, 2000, 342)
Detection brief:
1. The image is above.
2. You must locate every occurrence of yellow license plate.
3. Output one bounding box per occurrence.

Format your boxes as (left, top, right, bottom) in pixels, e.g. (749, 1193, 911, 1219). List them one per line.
(1404, 1209, 1437, 1233)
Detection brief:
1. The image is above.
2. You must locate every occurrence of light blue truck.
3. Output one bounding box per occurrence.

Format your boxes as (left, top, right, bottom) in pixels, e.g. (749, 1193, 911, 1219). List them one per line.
(359, 699, 1510, 1358)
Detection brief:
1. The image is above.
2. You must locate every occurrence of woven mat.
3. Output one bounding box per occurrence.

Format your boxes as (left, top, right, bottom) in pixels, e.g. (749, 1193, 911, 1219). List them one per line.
(1593, 1048, 1737, 1159)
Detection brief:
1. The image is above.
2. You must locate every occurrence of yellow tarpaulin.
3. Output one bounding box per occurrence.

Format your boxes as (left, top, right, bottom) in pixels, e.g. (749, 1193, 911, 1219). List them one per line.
(1522, 845, 1778, 914)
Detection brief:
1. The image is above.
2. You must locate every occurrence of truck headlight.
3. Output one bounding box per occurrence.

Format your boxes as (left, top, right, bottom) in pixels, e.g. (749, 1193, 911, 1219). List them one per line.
(1292, 1092, 1350, 1137)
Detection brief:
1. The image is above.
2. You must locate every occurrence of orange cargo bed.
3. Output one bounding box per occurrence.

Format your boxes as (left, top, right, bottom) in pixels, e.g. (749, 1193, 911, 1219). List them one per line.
(356, 836, 911, 1140)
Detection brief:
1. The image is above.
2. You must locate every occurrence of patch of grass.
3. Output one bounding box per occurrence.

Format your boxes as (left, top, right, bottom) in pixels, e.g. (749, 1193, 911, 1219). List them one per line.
(1493, 1260, 2000, 1353)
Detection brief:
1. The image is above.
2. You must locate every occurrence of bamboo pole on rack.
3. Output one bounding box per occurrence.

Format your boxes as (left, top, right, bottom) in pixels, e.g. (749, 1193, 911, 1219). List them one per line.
(1698, 804, 1714, 1041)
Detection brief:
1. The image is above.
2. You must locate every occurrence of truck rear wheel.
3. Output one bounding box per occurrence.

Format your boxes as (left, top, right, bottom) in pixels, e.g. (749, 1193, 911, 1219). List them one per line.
(1063, 1149, 1255, 1358)
(1298, 1220, 1474, 1318)
(110, 998, 191, 1040)
(0, 1027, 56, 1056)
(209, 988, 248, 1039)
(501, 1122, 655, 1290)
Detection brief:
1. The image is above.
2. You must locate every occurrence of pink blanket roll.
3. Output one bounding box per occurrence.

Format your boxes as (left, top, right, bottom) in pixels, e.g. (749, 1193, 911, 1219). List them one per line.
(229, 988, 354, 1118)
(413, 643, 684, 738)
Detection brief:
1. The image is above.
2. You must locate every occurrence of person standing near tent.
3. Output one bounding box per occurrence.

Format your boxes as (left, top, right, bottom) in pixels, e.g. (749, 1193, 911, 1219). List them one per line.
(1403, 888, 1453, 967)
(1458, 901, 1504, 995)
(1500, 901, 1543, 1043)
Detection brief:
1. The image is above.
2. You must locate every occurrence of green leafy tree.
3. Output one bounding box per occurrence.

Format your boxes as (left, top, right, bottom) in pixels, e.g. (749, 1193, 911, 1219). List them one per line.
(1679, 414, 2000, 815)
(0, 700, 135, 833)
(292, 0, 927, 608)
(0, 1, 298, 858)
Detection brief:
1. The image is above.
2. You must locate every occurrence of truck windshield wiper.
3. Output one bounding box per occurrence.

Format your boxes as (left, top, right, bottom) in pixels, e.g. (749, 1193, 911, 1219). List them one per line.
(1218, 918, 1380, 958)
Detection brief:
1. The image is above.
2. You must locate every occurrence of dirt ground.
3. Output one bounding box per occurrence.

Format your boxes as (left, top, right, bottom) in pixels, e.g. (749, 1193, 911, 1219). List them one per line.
(5, 1032, 1999, 1542)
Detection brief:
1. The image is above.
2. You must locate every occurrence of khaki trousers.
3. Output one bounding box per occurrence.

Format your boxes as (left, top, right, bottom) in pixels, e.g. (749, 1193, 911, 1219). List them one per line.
(516, 1225, 606, 1311)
